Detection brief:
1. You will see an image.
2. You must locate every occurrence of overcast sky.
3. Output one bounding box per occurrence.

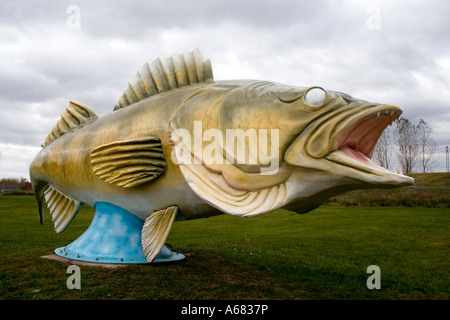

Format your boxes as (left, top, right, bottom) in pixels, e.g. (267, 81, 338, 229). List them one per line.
(0, 0, 449, 179)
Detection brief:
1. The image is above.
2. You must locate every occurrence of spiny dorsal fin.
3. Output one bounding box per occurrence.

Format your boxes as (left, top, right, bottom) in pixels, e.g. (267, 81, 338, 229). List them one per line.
(44, 185, 83, 233)
(90, 137, 166, 188)
(114, 49, 214, 111)
(42, 101, 98, 147)
(142, 206, 178, 263)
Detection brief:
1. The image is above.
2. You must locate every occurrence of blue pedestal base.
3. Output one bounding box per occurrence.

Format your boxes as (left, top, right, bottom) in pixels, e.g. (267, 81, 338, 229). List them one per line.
(54, 202, 185, 264)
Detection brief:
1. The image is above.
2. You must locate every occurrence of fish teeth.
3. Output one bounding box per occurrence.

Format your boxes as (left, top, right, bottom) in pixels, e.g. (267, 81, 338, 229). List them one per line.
(377, 110, 397, 117)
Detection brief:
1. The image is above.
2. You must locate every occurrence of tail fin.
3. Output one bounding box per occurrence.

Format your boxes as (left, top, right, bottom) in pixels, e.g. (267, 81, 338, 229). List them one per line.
(31, 179, 47, 225)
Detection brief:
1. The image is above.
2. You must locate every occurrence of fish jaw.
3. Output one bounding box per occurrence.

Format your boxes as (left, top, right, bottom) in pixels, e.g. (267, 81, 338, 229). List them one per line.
(326, 104, 413, 186)
(286, 103, 414, 188)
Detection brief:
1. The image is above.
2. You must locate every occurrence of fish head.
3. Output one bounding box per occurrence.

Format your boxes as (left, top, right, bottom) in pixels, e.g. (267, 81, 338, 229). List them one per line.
(280, 85, 414, 195)
(170, 80, 414, 217)
(219, 81, 413, 176)
(220, 82, 414, 212)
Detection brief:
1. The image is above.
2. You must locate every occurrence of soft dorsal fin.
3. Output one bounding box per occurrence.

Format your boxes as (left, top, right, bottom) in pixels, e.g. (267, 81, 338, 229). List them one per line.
(142, 206, 178, 263)
(44, 185, 83, 233)
(113, 49, 214, 111)
(42, 101, 98, 147)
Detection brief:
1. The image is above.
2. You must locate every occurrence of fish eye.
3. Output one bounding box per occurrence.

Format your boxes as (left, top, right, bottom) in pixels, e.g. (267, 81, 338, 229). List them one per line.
(304, 87, 327, 106)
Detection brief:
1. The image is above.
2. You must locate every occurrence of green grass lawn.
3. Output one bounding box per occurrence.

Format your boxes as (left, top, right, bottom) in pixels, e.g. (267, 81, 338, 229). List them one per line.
(0, 195, 448, 300)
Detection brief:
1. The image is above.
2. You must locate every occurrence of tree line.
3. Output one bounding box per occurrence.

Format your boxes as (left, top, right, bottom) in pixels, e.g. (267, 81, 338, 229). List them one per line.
(0, 178, 32, 194)
(372, 117, 439, 173)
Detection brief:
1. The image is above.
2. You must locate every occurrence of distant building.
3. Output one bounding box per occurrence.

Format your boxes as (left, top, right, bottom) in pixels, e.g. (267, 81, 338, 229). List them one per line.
(0, 183, 19, 193)
(0, 179, 32, 193)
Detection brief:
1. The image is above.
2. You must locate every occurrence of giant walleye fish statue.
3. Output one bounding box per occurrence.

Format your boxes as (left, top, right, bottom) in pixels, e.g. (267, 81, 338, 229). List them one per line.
(30, 49, 414, 264)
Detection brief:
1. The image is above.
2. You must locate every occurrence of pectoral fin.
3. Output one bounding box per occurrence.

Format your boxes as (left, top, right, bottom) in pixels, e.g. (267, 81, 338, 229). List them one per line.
(141, 206, 178, 263)
(90, 137, 166, 188)
(44, 186, 83, 233)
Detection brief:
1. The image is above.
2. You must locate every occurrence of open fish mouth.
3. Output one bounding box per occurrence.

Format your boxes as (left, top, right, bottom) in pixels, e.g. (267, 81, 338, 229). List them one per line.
(325, 104, 413, 185)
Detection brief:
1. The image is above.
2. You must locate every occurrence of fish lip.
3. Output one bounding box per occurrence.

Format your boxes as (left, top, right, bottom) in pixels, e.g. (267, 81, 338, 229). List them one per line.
(324, 104, 414, 186)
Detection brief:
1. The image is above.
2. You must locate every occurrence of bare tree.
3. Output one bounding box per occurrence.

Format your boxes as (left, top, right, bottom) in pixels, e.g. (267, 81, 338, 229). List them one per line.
(372, 126, 393, 170)
(416, 119, 438, 173)
(394, 117, 419, 173)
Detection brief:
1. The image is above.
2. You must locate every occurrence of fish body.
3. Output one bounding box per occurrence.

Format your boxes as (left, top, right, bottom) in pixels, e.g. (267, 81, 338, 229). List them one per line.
(30, 49, 414, 262)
